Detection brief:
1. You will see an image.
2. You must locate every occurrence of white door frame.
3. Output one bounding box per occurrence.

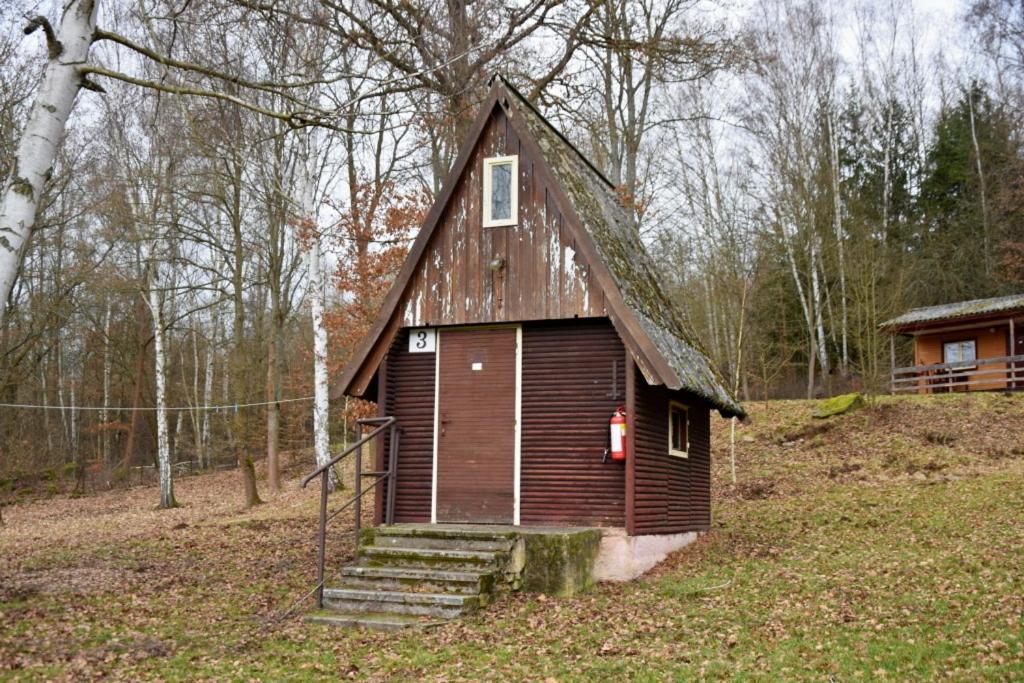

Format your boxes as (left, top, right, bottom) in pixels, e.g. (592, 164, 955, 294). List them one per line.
(431, 324, 522, 525)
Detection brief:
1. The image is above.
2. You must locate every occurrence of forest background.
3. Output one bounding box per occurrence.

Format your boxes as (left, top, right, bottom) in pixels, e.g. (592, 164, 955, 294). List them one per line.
(1, 0, 1022, 504)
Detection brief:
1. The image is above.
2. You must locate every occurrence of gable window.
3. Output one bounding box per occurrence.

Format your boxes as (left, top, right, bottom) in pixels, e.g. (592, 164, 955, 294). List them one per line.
(668, 401, 689, 458)
(943, 339, 976, 365)
(483, 155, 518, 227)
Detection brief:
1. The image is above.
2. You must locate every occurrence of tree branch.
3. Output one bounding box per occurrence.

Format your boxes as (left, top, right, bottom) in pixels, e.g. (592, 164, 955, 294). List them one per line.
(91, 28, 349, 105)
(79, 65, 354, 131)
(23, 16, 63, 59)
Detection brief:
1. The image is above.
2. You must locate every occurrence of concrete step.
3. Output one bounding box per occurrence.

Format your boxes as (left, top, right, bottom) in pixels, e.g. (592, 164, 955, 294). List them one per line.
(371, 526, 518, 552)
(340, 565, 495, 595)
(322, 587, 482, 618)
(360, 545, 507, 571)
(371, 533, 514, 553)
(306, 610, 445, 631)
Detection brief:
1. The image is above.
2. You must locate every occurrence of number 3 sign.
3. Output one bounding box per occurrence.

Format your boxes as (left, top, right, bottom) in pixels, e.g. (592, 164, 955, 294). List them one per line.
(408, 328, 436, 353)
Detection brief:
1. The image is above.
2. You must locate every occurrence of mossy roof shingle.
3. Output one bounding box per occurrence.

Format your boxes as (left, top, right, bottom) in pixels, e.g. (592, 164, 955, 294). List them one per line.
(881, 293, 1024, 330)
(504, 79, 743, 418)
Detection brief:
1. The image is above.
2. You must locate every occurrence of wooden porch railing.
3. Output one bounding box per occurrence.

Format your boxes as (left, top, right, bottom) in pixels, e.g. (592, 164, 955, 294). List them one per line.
(301, 416, 399, 609)
(891, 354, 1024, 394)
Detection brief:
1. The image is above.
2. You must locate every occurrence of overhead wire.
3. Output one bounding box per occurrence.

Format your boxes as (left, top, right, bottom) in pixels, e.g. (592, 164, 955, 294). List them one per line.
(0, 396, 314, 412)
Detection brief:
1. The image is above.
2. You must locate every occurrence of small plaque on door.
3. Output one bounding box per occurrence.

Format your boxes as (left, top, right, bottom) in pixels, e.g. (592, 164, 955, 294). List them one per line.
(471, 362, 483, 371)
(408, 328, 436, 353)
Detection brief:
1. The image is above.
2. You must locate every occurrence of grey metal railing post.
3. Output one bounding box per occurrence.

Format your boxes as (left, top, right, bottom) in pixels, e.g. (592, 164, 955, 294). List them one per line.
(315, 470, 328, 609)
(354, 423, 363, 542)
(386, 426, 399, 525)
(300, 416, 396, 613)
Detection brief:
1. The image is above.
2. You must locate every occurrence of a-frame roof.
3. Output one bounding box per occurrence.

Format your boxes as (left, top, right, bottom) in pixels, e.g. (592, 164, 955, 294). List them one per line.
(334, 76, 744, 418)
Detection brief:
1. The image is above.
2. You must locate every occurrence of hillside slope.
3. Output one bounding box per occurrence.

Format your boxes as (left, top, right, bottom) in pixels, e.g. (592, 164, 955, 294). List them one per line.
(0, 393, 1022, 680)
(712, 392, 1024, 500)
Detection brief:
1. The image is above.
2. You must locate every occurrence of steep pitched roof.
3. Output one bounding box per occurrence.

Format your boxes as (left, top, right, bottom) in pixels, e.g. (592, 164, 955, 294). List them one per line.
(334, 76, 744, 418)
(502, 79, 742, 417)
(881, 293, 1024, 331)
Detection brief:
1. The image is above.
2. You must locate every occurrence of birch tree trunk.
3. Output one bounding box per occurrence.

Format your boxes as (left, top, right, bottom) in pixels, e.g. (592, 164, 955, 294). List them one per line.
(266, 331, 280, 492)
(41, 358, 53, 454)
(809, 235, 829, 386)
(299, 136, 338, 491)
(0, 0, 97, 319)
(308, 233, 337, 491)
(201, 340, 213, 468)
(826, 109, 849, 374)
(147, 266, 176, 508)
(779, 223, 818, 398)
(967, 89, 991, 275)
(57, 343, 68, 451)
(190, 326, 203, 467)
(101, 299, 112, 465)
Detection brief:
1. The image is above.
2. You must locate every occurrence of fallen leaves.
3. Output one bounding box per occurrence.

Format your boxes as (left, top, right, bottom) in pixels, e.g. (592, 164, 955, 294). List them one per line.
(1, 394, 1023, 680)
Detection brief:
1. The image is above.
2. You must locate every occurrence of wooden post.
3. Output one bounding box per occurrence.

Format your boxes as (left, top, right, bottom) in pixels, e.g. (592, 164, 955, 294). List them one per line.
(1011, 318, 1017, 387)
(624, 351, 636, 536)
(889, 334, 896, 395)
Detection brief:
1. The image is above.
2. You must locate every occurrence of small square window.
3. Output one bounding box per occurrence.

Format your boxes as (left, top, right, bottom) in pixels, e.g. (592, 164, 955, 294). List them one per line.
(668, 401, 689, 458)
(483, 155, 518, 227)
(943, 340, 976, 365)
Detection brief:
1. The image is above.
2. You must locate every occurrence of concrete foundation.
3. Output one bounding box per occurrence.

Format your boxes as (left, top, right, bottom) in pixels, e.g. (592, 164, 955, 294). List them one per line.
(515, 527, 602, 597)
(592, 528, 700, 581)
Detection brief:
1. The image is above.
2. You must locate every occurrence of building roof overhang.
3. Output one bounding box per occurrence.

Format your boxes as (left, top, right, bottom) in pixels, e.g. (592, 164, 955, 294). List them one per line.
(882, 294, 1024, 335)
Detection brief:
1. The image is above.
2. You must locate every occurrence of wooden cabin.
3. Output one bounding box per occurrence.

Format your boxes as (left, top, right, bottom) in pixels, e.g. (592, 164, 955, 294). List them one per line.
(332, 76, 743, 578)
(883, 294, 1024, 394)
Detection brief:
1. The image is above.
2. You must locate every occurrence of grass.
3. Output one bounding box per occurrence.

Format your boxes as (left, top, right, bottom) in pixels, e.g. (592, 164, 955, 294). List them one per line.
(1, 393, 1023, 680)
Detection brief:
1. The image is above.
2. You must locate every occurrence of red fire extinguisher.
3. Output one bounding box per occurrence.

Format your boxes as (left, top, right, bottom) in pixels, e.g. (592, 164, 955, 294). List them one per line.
(609, 406, 627, 461)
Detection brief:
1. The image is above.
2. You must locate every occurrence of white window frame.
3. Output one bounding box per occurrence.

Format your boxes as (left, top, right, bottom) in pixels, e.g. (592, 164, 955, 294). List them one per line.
(668, 400, 689, 458)
(943, 339, 977, 368)
(482, 155, 519, 228)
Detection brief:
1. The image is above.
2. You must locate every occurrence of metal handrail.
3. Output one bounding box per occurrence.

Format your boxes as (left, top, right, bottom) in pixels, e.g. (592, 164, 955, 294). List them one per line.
(302, 415, 400, 609)
(301, 416, 396, 488)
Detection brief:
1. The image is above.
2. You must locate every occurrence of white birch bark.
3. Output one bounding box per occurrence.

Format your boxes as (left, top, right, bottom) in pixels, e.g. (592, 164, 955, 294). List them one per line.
(57, 342, 68, 449)
(201, 340, 213, 468)
(190, 326, 203, 468)
(779, 223, 817, 398)
(809, 235, 829, 378)
(174, 408, 184, 462)
(781, 226, 814, 340)
(101, 299, 112, 464)
(882, 104, 893, 236)
(310, 237, 333, 485)
(70, 383, 78, 457)
(41, 357, 53, 453)
(0, 1, 97, 319)
(967, 90, 991, 274)
(146, 265, 175, 508)
(826, 109, 849, 374)
(299, 134, 338, 490)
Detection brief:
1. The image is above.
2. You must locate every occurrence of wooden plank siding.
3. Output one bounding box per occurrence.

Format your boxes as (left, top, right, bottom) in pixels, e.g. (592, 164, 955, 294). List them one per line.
(399, 107, 605, 329)
(381, 330, 435, 524)
(519, 320, 626, 527)
(380, 320, 712, 532)
(632, 379, 712, 534)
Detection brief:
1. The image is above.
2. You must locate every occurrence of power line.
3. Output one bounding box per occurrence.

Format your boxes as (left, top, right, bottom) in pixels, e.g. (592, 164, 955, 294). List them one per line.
(0, 396, 315, 412)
